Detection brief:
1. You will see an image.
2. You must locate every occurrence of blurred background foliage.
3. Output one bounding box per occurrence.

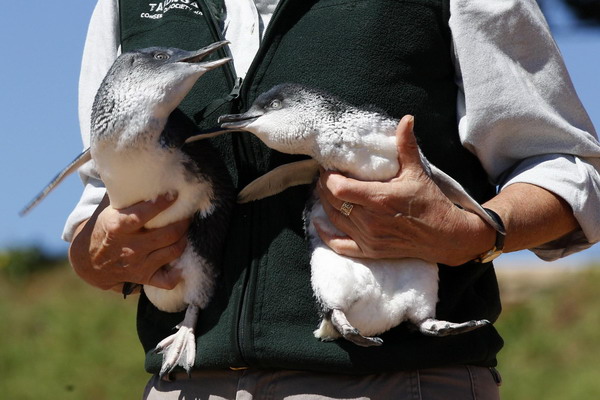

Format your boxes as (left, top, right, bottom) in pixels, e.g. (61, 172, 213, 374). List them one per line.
(0, 250, 148, 400)
(562, 0, 600, 23)
(2, 251, 600, 399)
(0, 247, 63, 283)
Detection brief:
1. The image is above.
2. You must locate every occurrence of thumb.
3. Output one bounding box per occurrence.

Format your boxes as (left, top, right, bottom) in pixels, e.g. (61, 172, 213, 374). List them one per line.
(395, 115, 423, 171)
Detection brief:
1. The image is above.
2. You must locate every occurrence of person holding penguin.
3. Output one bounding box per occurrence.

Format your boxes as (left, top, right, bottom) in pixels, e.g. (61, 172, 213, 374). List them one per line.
(65, 0, 600, 399)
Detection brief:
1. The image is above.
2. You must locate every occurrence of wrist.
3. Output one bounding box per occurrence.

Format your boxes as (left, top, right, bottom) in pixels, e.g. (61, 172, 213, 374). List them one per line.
(443, 208, 498, 266)
(473, 208, 505, 263)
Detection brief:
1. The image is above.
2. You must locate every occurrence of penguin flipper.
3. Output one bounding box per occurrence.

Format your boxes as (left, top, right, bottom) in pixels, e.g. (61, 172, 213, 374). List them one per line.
(184, 128, 232, 144)
(427, 163, 505, 235)
(237, 159, 320, 203)
(20, 148, 92, 216)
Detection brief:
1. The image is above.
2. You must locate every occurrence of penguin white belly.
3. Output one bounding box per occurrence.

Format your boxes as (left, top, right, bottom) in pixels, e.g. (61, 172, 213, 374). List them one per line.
(144, 247, 216, 312)
(307, 201, 439, 336)
(92, 145, 214, 228)
(92, 144, 216, 312)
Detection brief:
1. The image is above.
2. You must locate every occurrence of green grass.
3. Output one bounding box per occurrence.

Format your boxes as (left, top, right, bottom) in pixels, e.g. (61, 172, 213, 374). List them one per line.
(0, 260, 149, 400)
(2, 250, 600, 399)
(496, 268, 600, 400)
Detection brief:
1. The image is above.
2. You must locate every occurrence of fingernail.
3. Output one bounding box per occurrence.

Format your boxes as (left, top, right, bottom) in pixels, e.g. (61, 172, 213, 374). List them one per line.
(165, 192, 177, 202)
(405, 115, 415, 130)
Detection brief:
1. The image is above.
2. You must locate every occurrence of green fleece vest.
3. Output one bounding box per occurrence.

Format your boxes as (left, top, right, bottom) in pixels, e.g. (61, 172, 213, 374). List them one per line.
(120, 0, 504, 374)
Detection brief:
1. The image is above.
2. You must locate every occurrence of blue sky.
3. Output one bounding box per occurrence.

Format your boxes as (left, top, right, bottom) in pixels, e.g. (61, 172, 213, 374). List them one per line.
(1, 1, 600, 268)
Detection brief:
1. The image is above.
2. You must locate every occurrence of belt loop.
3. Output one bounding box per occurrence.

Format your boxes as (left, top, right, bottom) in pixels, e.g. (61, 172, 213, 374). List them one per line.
(489, 367, 503, 386)
(230, 366, 249, 371)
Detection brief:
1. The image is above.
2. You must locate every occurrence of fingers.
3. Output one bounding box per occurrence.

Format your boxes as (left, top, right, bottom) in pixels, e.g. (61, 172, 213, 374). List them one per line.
(112, 193, 177, 233)
(317, 179, 350, 214)
(395, 115, 422, 170)
(317, 115, 422, 209)
(314, 220, 366, 258)
(146, 261, 184, 290)
(71, 193, 188, 291)
(119, 218, 189, 290)
(135, 217, 191, 255)
(311, 115, 431, 260)
(143, 228, 188, 289)
(317, 188, 359, 230)
(318, 171, 390, 209)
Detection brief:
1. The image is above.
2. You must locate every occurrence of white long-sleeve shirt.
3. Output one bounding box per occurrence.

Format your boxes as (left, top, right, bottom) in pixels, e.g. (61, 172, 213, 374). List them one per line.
(64, 0, 600, 261)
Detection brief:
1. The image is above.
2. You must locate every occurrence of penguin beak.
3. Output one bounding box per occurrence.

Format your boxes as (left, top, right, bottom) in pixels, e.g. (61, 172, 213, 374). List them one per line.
(218, 112, 263, 129)
(176, 40, 231, 70)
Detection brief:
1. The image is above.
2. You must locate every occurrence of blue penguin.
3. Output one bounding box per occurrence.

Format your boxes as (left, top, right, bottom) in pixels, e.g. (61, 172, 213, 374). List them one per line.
(22, 41, 234, 376)
(217, 83, 503, 347)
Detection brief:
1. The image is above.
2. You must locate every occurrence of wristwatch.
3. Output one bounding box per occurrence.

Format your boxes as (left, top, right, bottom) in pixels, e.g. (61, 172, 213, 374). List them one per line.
(474, 208, 505, 263)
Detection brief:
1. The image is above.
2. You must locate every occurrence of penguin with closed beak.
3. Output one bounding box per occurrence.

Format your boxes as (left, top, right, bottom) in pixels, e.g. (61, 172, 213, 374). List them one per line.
(22, 41, 235, 377)
(216, 83, 503, 347)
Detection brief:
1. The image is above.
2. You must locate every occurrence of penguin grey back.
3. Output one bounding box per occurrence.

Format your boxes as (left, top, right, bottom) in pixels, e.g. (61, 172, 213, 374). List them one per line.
(19, 42, 231, 217)
(220, 83, 505, 234)
(220, 83, 400, 180)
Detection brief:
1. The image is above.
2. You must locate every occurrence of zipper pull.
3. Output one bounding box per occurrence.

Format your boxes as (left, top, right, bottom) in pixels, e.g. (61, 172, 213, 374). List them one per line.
(229, 77, 243, 101)
(194, 77, 244, 123)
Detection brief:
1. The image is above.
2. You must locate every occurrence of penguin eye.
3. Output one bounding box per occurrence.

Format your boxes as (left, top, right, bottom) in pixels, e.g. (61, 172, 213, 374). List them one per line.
(154, 52, 170, 60)
(269, 99, 282, 109)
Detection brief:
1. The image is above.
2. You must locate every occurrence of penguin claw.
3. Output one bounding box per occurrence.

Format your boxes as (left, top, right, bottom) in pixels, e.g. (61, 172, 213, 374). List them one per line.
(154, 305, 199, 378)
(418, 318, 490, 337)
(121, 282, 141, 298)
(154, 325, 196, 378)
(328, 309, 383, 347)
(343, 330, 384, 347)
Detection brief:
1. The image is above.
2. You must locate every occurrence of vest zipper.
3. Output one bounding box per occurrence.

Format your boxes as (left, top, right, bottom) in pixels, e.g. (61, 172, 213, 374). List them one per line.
(239, 0, 289, 106)
(198, 0, 253, 368)
(197, 0, 238, 99)
(230, 0, 292, 368)
(198, 0, 290, 111)
(198, 0, 290, 369)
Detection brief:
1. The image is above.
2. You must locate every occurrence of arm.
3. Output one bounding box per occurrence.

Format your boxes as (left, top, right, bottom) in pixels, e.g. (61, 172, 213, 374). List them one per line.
(316, 116, 579, 266)
(62, 0, 120, 242)
(449, 0, 600, 258)
(315, 1, 600, 264)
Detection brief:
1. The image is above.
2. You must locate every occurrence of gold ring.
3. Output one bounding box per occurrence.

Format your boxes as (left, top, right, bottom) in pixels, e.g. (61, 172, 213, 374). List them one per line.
(340, 202, 354, 217)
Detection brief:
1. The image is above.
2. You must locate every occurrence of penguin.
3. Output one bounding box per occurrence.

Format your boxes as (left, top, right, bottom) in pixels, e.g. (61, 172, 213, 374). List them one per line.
(22, 41, 235, 376)
(216, 83, 503, 347)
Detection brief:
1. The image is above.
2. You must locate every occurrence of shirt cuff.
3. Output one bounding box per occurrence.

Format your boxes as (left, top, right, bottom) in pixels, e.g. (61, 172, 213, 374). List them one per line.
(500, 154, 600, 261)
(62, 164, 106, 242)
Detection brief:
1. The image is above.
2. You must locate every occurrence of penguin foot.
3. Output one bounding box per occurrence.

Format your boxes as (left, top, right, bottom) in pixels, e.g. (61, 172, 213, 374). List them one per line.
(121, 282, 141, 298)
(418, 318, 490, 337)
(343, 329, 384, 347)
(153, 305, 199, 378)
(331, 309, 383, 347)
(313, 318, 342, 341)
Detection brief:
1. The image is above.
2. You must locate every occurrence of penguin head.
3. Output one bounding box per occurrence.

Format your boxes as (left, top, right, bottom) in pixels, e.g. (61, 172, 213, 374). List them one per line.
(95, 41, 230, 129)
(219, 84, 341, 156)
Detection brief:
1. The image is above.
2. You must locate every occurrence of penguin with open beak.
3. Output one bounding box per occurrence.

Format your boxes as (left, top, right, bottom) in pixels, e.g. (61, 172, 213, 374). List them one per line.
(216, 83, 502, 347)
(22, 41, 235, 377)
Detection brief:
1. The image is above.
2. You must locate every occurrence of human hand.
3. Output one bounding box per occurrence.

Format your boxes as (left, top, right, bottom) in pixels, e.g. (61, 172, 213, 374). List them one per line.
(315, 115, 495, 266)
(69, 193, 189, 292)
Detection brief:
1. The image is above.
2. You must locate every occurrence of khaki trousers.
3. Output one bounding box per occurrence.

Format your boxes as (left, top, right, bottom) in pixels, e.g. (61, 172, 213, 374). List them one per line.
(143, 365, 501, 400)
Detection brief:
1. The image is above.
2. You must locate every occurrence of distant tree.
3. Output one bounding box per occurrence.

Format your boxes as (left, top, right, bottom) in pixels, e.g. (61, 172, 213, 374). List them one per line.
(0, 246, 64, 282)
(538, 0, 600, 26)
(564, 0, 600, 23)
